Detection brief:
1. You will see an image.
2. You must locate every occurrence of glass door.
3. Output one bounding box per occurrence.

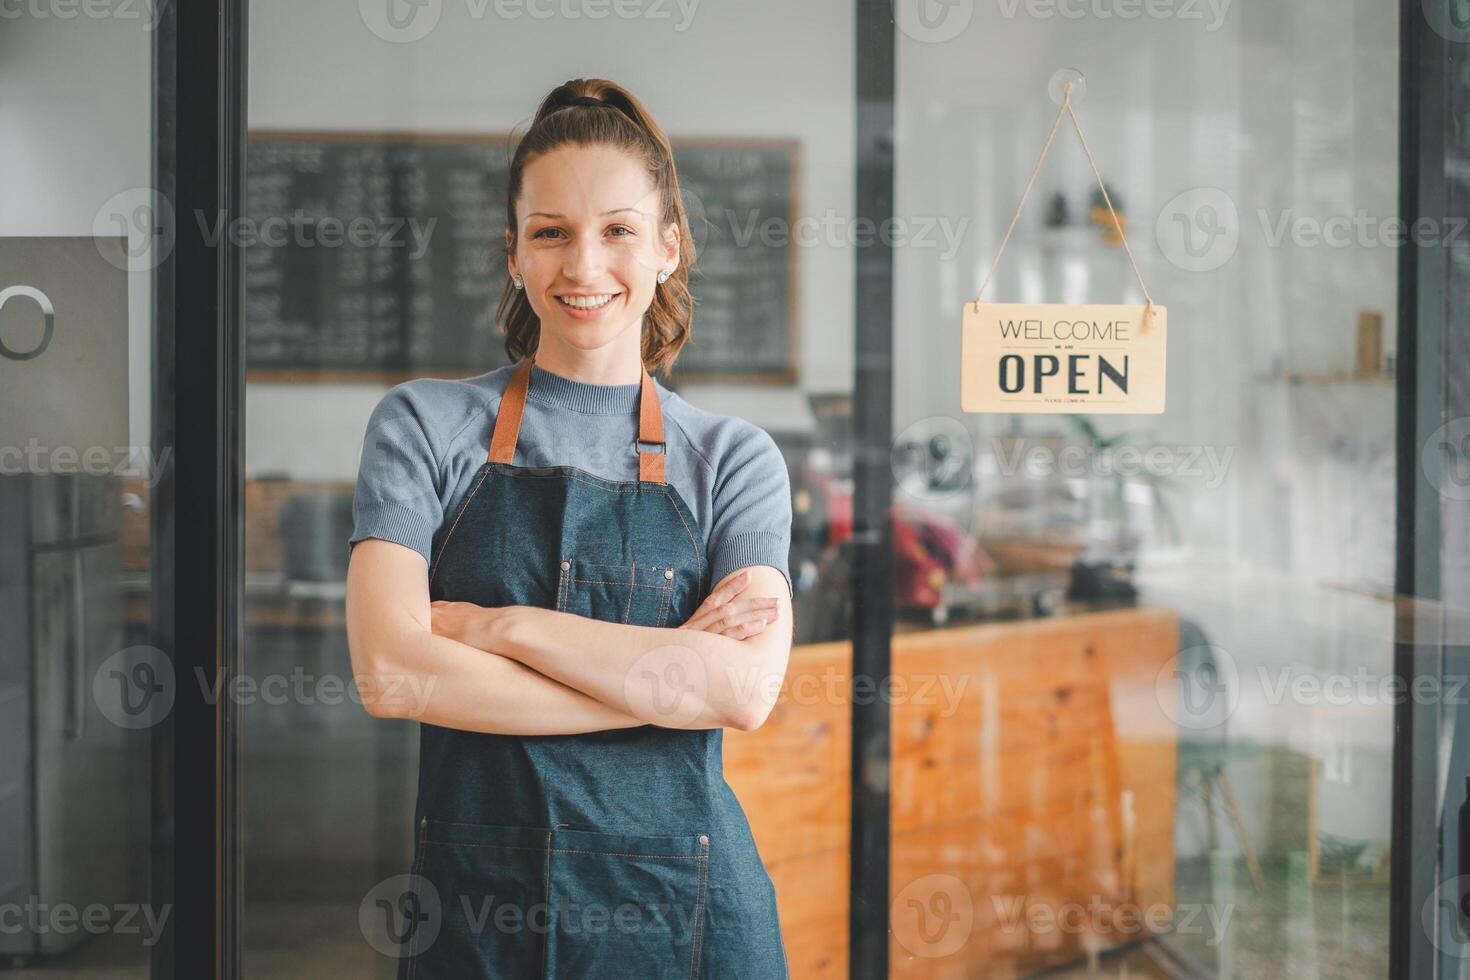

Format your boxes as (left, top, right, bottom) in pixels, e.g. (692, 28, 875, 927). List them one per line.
(240, 2, 858, 977)
(225, 1, 1465, 978)
(1401, 5, 1470, 977)
(1, 4, 173, 977)
(878, 0, 1447, 976)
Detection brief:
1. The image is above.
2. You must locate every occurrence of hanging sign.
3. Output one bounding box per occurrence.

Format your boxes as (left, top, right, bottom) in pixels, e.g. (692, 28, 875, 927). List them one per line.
(962, 76, 1167, 415)
(962, 302, 1166, 414)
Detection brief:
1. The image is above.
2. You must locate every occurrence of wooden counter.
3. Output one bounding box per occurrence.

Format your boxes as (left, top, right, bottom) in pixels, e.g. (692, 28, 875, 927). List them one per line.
(724, 607, 1179, 978)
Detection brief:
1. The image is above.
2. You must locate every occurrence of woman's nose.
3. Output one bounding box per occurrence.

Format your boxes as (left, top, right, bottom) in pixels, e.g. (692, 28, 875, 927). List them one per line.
(563, 235, 608, 282)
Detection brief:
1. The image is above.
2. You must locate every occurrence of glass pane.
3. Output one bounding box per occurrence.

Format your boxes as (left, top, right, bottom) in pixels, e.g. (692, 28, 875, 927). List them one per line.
(892, 1, 1398, 976)
(1432, 7, 1470, 975)
(0, 9, 164, 978)
(243, 3, 855, 976)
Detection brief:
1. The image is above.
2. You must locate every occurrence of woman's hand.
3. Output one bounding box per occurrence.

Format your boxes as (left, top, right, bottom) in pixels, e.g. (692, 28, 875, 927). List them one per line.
(430, 599, 517, 652)
(430, 567, 781, 650)
(679, 568, 781, 639)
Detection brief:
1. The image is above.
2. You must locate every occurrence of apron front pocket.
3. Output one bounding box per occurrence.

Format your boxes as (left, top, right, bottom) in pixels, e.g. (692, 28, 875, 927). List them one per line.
(406, 820, 553, 979)
(545, 827, 711, 979)
(555, 558, 679, 628)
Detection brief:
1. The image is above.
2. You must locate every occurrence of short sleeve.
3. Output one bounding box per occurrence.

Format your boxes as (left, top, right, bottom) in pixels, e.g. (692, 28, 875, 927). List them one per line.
(706, 424, 794, 598)
(347, 383, 445, 567)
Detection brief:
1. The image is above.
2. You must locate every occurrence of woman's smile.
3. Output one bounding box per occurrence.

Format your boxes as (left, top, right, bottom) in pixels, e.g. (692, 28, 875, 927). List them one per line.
(555, 290, 622, 319)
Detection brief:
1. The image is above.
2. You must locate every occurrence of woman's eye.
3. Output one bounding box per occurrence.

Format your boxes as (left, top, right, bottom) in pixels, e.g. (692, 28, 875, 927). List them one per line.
(529, 227, 630, 240)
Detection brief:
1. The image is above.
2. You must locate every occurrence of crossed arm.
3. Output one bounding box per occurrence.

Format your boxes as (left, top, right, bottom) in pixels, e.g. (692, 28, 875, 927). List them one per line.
(344, 538, 793, 736)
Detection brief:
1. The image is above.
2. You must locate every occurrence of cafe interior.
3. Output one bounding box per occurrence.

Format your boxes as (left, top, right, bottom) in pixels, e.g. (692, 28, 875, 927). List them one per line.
(5, 0, 1459, 976)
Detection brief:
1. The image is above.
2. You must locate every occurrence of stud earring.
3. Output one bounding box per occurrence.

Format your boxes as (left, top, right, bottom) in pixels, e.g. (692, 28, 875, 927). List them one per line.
(512, 275, 523, 289)
(657, 269, 670, 284)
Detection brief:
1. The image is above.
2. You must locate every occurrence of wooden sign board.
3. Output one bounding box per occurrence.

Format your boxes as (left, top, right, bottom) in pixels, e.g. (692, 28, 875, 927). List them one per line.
(962, 302, 1167, 414)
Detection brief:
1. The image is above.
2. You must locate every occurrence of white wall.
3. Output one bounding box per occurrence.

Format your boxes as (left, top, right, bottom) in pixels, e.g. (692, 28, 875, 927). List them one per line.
(245, 0, 856, 479)
(892, 0, 1399, 590)
(0, 10, 154, 460)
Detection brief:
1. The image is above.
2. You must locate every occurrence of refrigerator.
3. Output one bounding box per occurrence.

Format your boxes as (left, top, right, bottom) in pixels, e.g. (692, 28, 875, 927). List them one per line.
(0, 472, 143, 959)
(0, 237, 144, 961)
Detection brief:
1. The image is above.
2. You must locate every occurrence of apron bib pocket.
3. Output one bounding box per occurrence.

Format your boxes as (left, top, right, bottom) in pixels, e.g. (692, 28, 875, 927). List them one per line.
(555, 558, 679, 628)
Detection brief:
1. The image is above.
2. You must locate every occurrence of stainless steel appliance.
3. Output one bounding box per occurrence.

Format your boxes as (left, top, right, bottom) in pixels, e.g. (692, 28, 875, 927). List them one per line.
(0, 236, 142, 962)
(0, 472, 142, 961)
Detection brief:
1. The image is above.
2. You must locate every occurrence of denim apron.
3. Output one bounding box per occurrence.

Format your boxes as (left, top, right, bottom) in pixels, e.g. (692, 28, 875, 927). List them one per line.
(397, 355, 789, 979)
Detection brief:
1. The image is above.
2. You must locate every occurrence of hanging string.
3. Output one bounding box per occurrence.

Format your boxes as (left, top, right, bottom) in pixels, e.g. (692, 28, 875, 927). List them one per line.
(970, 82, 1157, 332)
(970, 90, 1070, 310)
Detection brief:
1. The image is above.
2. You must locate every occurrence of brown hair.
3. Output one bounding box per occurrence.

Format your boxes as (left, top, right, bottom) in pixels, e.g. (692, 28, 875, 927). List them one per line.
(496, 78, 695, 375)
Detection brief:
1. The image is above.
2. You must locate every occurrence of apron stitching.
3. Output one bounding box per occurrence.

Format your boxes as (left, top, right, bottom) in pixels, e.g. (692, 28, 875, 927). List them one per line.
(548, 848, 705, 859)
(624, 562, 635, 624)
(569, 578, 672, 589)
(405, 828, 429, 979)
(428, 465, 492, 586)
(500, 468, 646, 492)
(503, 469, 647, 492)
(424, 817, 554, 829)
(689, 841, 710, 979)
(540, 829, 553, 980)
(653, 486, 703, 571)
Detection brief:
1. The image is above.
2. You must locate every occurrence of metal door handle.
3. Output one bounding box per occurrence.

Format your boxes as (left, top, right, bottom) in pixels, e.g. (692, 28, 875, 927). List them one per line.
(67, 549, 86, 741)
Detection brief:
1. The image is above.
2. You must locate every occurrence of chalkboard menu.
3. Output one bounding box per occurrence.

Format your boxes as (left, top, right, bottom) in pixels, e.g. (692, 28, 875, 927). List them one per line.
(244, 132, 797, 383)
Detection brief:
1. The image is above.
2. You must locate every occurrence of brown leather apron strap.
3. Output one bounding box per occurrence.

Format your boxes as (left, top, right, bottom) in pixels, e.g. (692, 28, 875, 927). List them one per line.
(487, 357, 533, 465)
(488, 355, 667, 485)
(637, 368, 666, 483)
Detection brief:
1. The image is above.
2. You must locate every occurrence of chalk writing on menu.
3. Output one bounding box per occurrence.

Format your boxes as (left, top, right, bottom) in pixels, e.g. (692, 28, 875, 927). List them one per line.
(244, 134, 796, 382)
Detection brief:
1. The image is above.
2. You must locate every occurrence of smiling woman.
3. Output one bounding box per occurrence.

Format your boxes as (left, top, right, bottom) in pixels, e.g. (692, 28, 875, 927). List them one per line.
(344, 78, 794, 979)
(496, 83, 697, 381)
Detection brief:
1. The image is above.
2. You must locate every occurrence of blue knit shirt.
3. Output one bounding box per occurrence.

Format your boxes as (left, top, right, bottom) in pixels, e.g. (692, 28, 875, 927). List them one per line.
(349, 362, 793, 597)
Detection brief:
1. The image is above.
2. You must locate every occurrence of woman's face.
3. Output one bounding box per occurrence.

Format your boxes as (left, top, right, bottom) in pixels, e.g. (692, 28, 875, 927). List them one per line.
(508, 143, 679, 356)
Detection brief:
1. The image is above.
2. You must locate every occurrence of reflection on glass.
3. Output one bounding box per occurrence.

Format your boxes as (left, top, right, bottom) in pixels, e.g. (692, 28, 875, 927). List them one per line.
(891, 0, 1398, 975)
(1, 14, 159, 978)
(239, 1, 1415, 978)
(243, 3, 856, 976)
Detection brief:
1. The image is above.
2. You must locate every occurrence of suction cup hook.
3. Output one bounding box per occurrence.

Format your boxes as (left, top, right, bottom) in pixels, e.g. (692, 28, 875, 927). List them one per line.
(1048, 68, 1087, 106)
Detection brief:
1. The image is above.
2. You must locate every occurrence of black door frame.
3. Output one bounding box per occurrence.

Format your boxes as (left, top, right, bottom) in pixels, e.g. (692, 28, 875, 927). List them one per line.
(151, 0, 248, 976)
(1391, 1, 1460, 978)
(851, 0, 896, 977)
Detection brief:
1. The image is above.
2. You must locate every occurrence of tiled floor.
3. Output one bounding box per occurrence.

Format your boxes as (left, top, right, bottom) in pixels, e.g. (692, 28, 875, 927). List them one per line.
(2, 855, 1392, 979)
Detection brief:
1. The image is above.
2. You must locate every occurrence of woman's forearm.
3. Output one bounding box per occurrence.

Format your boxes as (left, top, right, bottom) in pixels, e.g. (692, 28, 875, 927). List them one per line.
(345, 539, 649, 736)
(493, 606, 785, 731)
(360, 624, 647, 736)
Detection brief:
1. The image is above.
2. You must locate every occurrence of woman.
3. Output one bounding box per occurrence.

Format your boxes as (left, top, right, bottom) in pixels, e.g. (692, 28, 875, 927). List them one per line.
(345, 78, 794, 979)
